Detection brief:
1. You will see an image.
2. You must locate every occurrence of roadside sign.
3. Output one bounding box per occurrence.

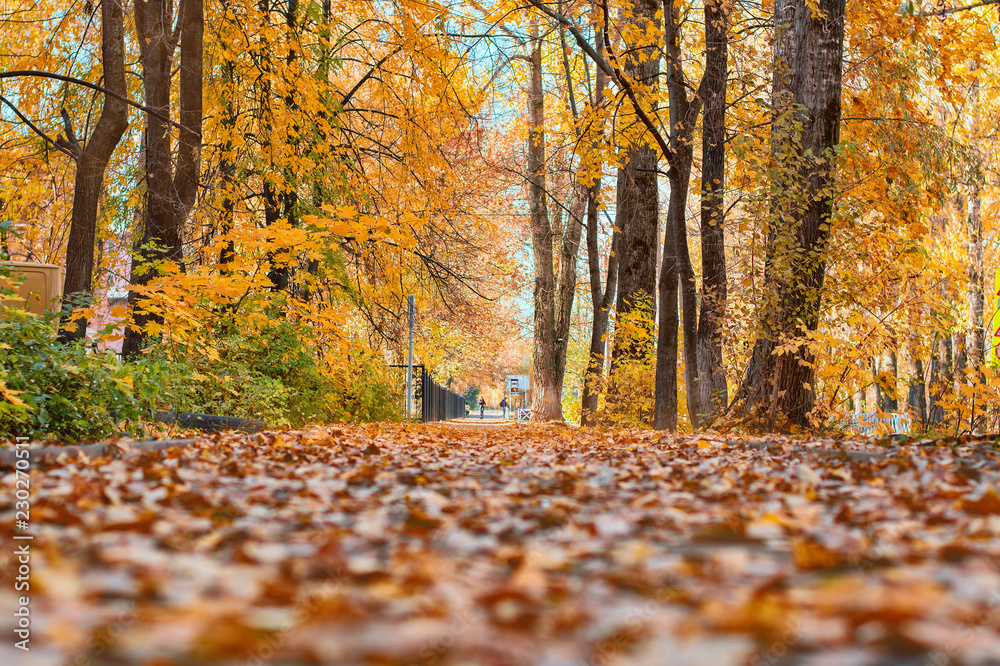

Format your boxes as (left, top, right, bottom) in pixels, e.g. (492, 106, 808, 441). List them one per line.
(506, 375, 529, 391)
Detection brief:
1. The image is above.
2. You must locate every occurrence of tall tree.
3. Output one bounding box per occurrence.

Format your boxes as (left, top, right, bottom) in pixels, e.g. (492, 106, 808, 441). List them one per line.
(654, 0, 705, 430)
(57, 0, 129, 342)
(734, 0, 847, 427)
(217, 0, 238, 267)
(532, 0, 723, 430)
(122, 0, 203, 358)
(610, 0, 660, 362)
(526, 18, 583, 422)
(579, 32, 616, 427)
(696, 0, 730, 419)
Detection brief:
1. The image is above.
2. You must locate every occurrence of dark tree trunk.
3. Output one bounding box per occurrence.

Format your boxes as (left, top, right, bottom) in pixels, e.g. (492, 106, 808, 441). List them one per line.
(581, 224, 618, 426)
(58, 0, 129, 343)
(123, 0, 180, 359)
(696, 0, 729, 420)
(527, 20, 557, 421)
(928, 344, 941, 423)
(654, 209, 679, 431)
(884, 352, 898, 411)
(611, 0, 660, 362)
(653, 0, 703, 430)
(298, 0, 331, 301)
(873, 358, 881, 411)
(174, 0, 203, 225)
(262, 182, 285, 296)
(274, 0, 300, 294)
(928, 334, 953, 424)
(580, 35, 613, 427)
(908, 356, 926, 427)
(733, 0, 846, 428)
(941, 334, 954, 412)
(669, 119, 700, 425)
(954, 332, 967, 385)
(254, 0, 287, 294)
(218, 4, 237, 268)
(123, 0, 202, 358)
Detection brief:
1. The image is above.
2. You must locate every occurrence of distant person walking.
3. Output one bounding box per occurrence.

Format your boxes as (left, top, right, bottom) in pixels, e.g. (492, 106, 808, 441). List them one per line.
(479, 396, 486, 419)
(500, 397, 508, 419)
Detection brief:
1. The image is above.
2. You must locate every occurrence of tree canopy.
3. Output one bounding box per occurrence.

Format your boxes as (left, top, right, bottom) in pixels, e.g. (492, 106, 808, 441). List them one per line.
(1, 0, 997, 432)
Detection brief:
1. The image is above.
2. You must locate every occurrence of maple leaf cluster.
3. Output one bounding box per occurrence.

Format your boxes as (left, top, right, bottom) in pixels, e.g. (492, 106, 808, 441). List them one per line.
(2, 425, 999, 664)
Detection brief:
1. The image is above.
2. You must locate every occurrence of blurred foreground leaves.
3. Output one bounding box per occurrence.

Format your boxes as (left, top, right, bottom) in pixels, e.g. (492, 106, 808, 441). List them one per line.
(2, 426, 999, 665)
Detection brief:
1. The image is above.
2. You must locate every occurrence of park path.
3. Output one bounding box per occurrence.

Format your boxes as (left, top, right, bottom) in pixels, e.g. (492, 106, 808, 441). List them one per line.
(2, 424, 999, 665)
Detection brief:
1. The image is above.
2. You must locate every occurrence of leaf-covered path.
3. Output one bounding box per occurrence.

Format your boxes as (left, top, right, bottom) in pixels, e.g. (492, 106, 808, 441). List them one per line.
(3, 425, 1000, 665)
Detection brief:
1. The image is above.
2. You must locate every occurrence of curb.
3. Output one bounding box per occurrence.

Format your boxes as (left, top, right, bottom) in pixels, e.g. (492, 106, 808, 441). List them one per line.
(154, 411, 269, 433)
(0, 438, 202, 470)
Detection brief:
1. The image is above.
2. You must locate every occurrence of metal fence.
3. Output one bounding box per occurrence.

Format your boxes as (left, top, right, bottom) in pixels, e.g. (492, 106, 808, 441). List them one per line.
(419, 366, 465, 422)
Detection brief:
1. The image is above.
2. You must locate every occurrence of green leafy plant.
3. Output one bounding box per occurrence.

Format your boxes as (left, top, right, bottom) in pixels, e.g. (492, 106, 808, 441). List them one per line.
(142, 317, 401, 427)
(0, 306, 148, 441)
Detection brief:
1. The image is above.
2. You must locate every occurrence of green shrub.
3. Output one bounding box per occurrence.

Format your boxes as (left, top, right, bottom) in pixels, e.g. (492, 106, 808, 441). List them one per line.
(0, 294, 402, 442)
(0, 308, 148, 441)
(143, 318, 401, 426)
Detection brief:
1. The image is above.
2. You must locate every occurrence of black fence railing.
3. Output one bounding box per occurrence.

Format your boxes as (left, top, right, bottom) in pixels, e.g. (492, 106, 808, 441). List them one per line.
(419, 366, 465, 422)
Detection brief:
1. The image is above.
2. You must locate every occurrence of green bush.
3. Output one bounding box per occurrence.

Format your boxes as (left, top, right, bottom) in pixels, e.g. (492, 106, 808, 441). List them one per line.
(0, 293, 402, 442)
(0, 308, 148, 441)
(143, 318, 401, 427)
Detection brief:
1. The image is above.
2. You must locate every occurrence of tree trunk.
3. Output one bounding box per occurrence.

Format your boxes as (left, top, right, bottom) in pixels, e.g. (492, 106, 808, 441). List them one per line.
(278, 0, 300, 294)
(908, 356, 926, 427)
(654, 210, 679, 431)
(884, 352, 898, 411)
(670, 1, 701, 429)
(733, 0, 846, 428)
(581, 224, 618, 426)
(696, 0, 729, 420)
(928, 340, 942, 424)
(218, 0, 237, 267)
(123, 0, 181, 359)
(873, 357, 882, 411)
(653, 0, 703, 430)
(526, 20, 557, 421)
(929, 333, 953, 425)
(580, 34, 613, 427)
(174, 0, 203, 226)
(526, 20, 583, 422)
(58, 0, 129, 343)
(611, 0, 660, 362)
(954, 332, 967, 386)
(968, 188, 984, 366)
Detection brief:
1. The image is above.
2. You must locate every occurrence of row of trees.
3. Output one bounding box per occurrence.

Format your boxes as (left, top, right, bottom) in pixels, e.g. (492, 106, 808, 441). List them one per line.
(1, 0, 997, 431)
(511, 0, 998, 431)
(1, 0, 523, 400)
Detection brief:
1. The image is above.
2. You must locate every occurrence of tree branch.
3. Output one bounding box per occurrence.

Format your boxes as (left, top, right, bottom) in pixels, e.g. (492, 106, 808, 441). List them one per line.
(0, 94, 77, 160)
(57, 107, 82, 158)
(0, 70, 197, 137)
(917, 0, 1000, 16)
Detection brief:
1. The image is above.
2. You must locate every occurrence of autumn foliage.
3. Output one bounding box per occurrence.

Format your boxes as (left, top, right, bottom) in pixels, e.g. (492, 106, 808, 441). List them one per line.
(0, 0, 998, 431)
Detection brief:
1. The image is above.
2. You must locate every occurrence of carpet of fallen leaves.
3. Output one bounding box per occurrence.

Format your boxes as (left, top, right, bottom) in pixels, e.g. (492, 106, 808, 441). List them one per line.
(2, 424, 1000, 666)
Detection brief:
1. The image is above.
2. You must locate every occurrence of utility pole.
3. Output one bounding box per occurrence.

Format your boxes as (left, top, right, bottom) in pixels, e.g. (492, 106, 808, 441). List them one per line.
(407, 294, 415, 418)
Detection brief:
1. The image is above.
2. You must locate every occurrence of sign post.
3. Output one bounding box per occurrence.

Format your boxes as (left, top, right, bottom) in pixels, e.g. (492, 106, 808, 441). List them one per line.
(407, 295, 414, 418)
(506, 374, 529, 418)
